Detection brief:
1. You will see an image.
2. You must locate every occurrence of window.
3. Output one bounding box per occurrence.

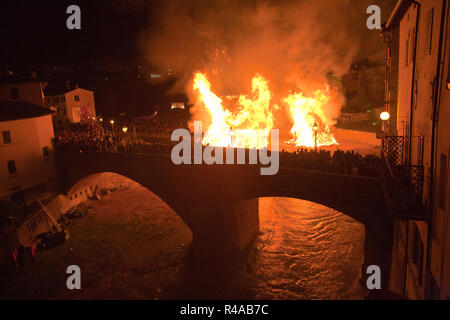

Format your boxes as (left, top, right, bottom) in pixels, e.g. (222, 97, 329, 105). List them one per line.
(7, 160, 17, 175)
(413, 80, 418, 109)
(42, 146, 49, 158)
(2, 130, 11, 144)
(10, 88, 19, 99)
(428, 270, 441, 299)
(405, 38, 410, 66)
(438, 154, 448, 210)
(412, 224, 424, 284)
(447, 51, 450, 90)
(62, 96, 66, 102)
(10, 191, 24, 205)
(410, 27, 416, 63)
(425, 8, 434, 55)
(74, 95, 80, 101)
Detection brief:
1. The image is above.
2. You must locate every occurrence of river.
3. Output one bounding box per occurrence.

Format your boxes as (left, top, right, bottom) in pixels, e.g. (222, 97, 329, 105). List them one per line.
(160, 197, 367, 300)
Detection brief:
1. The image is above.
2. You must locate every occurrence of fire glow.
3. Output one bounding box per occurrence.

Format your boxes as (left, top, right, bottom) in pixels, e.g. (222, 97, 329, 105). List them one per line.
(285, 89, 338, 148)
(192, 72, 338, 149)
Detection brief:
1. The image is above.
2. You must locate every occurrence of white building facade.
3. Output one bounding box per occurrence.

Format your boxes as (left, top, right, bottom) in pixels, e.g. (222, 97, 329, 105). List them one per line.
(0, 79, 47, 107)
(45, 87, 96, 126)
(0, 101, 57, 205)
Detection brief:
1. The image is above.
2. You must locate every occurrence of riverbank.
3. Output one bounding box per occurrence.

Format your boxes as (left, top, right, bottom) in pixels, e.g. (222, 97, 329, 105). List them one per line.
(0, 183, 192, 299)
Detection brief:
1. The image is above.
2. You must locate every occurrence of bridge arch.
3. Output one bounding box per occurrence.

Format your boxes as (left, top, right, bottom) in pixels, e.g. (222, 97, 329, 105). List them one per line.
(65, 171, 194, 242)
(66, 171, 176, 211)
(237, 191, 377, 226)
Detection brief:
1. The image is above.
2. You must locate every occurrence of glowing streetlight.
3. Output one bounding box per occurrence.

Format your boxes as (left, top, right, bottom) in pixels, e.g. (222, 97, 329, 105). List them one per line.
(110, 120, 115, 136)
(122, 126, 128, 133)
(313, 123, 319, 131)
(380, 111, 390, 136)
(313, 122, 318, 152)
(99, 118, 103, 122)
(380, 112, 390, 121)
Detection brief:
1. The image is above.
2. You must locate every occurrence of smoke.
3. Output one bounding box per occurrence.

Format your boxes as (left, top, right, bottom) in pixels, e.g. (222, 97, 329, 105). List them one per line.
(139, 0, 393, 130)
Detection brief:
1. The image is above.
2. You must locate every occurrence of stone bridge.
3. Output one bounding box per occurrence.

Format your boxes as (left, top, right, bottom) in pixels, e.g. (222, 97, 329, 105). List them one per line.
(56, 150, 393, 287)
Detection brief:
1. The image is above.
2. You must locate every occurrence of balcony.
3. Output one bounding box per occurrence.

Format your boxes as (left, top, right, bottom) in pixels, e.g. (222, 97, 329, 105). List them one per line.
(381, 136, 426, 220)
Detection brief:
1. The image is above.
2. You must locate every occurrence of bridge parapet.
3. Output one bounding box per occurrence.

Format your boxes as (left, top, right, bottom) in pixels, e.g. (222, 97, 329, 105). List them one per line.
(57, 150, 383, 205)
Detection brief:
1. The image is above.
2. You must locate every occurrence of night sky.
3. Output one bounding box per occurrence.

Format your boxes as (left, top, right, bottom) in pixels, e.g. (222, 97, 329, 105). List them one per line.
(0, 0, 162, 69)
(1, 0, 396, 71)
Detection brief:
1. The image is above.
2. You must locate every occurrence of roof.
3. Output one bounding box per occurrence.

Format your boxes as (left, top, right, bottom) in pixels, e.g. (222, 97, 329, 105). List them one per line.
(385, 0, 415, 30)
(44, 82, 93, 96)
(0, 101, 53, 122)
(0, 74, 47, 85)
(43, 82, 72, 96)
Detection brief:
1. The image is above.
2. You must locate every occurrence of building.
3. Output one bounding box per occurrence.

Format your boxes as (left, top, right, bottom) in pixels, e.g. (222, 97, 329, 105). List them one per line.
(341, 51, 386, 114)
(0, 101, 57, 205)
(44, 84, 96, 127)
(339, 51, 386, 133)
(0, 77, 47, 107)
(381, 0, 449, 299)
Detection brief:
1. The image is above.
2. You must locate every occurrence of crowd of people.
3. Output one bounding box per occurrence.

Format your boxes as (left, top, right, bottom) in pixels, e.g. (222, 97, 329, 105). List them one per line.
(54, 123, 381, 178)
(280, 148, 381, 177)
(55, 123, 173, 154)
(130, 115, 188, 136)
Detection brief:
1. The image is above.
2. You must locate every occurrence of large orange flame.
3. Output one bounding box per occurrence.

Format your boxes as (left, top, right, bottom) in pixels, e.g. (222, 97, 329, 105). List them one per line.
(193, 72, 273, 149)
(192, 72, 337, 149)
(284, 89, 338, 148)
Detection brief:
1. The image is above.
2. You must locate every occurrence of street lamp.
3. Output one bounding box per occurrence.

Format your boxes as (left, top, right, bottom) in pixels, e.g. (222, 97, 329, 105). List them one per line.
(122, 127, 129, 150)
(380, 112, 390, 136)
(380, 111, 390, 121)
(313, 122, 318, 152)
(110, 120, 115, 136)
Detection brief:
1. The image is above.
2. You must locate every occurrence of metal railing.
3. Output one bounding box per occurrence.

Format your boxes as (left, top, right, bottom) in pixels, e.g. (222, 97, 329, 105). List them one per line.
(382, 136, 407, 167)
(381, 136, 425, 219)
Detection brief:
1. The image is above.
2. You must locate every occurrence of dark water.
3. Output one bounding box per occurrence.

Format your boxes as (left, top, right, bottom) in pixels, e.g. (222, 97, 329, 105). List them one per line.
(163, 197, 367, 300)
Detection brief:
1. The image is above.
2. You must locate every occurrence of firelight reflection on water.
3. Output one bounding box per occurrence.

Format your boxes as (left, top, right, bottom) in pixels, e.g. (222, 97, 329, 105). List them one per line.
(165, 197, 366, 300)
(248, 197, 366, 299)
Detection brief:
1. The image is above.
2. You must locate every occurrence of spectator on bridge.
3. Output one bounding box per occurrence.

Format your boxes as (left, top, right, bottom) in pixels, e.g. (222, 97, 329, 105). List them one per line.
(55, 123, 381, 178)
